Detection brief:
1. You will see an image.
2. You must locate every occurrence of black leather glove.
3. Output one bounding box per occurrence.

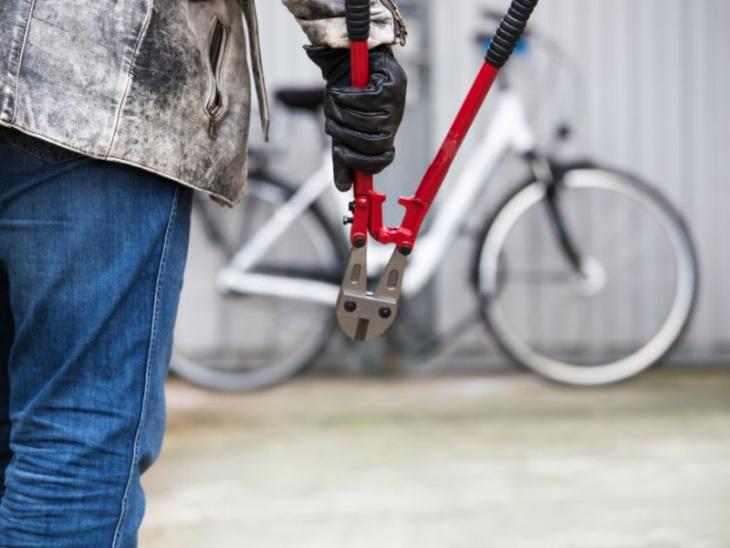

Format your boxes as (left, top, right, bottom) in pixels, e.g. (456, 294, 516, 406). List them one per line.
(306, 46, 407, 191)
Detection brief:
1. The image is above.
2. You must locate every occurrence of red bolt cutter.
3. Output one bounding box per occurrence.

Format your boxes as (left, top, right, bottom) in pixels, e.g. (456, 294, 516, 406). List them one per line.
(337, 0, 541, 341)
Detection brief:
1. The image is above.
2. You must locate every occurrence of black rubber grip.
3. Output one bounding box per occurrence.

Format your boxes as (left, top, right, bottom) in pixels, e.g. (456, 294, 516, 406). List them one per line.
(485, 0, 540, 68)
(346, 0, 371, 43)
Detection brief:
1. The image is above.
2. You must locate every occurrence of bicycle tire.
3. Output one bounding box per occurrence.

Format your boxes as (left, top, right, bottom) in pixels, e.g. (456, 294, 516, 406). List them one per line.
(171, 177, 345, 391)
(475, 162, 699, 386)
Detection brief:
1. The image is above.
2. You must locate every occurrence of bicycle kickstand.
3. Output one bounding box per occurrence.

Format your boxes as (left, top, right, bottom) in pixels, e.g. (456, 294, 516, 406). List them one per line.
(338, 0, 540, 342)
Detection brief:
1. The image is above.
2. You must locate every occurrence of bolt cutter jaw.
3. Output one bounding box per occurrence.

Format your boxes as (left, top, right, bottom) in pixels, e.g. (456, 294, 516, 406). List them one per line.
(336, 291, 398, 342)
(336, 245, 408, 342)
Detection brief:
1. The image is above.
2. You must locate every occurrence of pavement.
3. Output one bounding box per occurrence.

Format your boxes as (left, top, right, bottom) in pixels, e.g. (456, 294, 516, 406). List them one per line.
(140, 369, 730, 548)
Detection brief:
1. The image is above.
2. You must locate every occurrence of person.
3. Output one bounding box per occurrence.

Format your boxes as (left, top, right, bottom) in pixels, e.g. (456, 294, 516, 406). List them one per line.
(0, 0, 407, 545)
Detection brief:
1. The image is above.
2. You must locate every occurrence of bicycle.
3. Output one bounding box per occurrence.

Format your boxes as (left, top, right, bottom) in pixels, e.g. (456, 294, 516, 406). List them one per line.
(171, 10, 699, 391)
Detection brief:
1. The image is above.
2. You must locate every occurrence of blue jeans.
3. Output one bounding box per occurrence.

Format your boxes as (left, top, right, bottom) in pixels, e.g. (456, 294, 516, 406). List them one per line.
(0, 128, 193, 547)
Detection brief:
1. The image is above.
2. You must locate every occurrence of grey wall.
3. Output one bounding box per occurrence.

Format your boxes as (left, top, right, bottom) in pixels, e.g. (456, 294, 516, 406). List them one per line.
(245, 0, 730, 362)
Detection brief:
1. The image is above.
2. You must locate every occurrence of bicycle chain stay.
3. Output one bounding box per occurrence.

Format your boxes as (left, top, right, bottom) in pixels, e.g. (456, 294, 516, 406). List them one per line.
(338, 0, 540, 342)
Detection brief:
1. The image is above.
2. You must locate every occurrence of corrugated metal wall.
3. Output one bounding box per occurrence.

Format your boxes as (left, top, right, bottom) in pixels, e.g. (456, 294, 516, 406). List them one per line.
(252, 0, 730, 361)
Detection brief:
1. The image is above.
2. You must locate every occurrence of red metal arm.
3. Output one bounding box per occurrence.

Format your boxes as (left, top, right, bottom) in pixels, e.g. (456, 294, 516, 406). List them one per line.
(349, 59, 500, 251)
(348, 40, 374, 248)
(348, 0, 538, 252)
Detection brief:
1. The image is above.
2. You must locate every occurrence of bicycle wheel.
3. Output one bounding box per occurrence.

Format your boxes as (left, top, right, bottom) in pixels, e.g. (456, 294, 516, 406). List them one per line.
(476, 163, 698, 386)
(172, 177, 344, 391)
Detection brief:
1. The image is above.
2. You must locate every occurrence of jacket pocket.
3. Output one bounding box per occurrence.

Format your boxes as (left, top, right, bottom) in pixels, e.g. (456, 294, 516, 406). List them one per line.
(205, 16, 231, 139)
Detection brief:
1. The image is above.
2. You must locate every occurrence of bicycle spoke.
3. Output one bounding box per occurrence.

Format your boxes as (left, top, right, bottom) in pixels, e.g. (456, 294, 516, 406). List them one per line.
(482, 172, 697, 385)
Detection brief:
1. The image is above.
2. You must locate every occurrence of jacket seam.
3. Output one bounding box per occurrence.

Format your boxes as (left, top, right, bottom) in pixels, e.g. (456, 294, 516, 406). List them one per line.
(105, 0, 155, 159)
(110, 184, 182, 548)
(10, 0, 38, 124)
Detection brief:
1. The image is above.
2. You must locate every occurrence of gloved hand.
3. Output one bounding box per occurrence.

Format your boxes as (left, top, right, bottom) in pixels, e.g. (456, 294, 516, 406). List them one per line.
(306, 46, 407, 192)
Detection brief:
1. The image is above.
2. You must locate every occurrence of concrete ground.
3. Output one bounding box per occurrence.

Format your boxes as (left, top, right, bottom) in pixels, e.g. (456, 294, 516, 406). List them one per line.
(140, 369, 730, 548)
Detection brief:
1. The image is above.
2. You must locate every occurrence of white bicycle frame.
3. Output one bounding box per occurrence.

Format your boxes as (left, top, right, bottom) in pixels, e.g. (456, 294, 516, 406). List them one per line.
(217, 85, 537, 307)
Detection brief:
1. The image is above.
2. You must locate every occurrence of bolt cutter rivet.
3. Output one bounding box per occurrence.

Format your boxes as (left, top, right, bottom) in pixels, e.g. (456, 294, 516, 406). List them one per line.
(354, 236, 366, 248)
(344, 301, 358, 313)
(379, 307, 392, 319)
(400, 245, 413, 256)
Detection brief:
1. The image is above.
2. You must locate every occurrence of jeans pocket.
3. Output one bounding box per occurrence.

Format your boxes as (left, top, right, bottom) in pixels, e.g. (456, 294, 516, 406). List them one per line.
(0, 128, 82, 164)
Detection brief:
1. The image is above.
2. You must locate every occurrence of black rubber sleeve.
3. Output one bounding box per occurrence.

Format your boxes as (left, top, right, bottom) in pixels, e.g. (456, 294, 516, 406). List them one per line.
(485, 0, 540, 68)
(345, 0, 371, 43)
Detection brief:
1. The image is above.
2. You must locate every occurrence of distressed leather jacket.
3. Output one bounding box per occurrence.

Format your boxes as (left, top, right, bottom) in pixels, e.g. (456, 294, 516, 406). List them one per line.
(0, 0, 405, 205)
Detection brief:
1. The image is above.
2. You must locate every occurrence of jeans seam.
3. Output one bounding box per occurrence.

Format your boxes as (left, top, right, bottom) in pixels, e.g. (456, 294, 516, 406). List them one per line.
(111, 185, 181, 548)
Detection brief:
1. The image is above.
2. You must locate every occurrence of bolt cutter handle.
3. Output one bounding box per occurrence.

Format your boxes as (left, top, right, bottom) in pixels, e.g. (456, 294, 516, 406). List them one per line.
(338, 0, 541, 342)
(345, 0, 374, 250)
(345, 0, 371, 89)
